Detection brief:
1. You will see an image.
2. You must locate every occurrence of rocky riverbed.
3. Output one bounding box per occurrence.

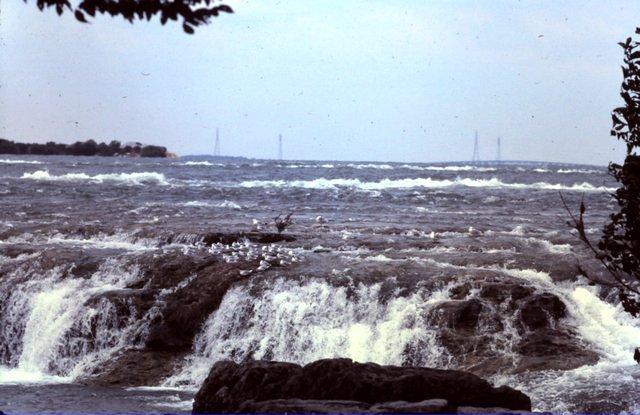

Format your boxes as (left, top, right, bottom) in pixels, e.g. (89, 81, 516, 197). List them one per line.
(1, 156, 639, 413)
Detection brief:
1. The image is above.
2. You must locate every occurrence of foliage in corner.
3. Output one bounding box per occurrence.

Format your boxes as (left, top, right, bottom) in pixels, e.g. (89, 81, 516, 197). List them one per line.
(565, 27, 640, 317)
(25, 0, 233, 34)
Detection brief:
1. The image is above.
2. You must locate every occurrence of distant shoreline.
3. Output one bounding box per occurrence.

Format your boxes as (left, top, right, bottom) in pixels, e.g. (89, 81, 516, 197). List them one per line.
(0, 138, 175, 158)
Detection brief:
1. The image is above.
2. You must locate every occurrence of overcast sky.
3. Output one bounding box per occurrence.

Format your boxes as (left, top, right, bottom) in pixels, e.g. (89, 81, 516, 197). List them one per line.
(1, 1, 639, 164)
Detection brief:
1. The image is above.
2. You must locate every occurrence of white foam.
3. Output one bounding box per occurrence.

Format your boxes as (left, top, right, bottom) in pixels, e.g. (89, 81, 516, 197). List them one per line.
(505, 225, 527, 236)
(21, 170, 168, 185)
(282, 163, 335, 169)
(498, 285, 640, 413)
(164, 278, 452, 388)
(183, 161, 213, 166)
(499, 267, 553, 284)
(568, 286, 640, 362)
(557, 168, 602, 174)
(0, 366, 70, 384)
(46, 232, 157, 251)
(345, 163, 394, 170)
(182, 200, 242, 209)
(0, 159, 43, 165)
(181, 161, 226, 167)
(0, 259, 146, 383)
(237, 177, 614, 192)
(525, 237, 572, 255)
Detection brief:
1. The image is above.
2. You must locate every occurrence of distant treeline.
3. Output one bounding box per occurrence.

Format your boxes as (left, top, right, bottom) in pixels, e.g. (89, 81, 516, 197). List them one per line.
(0, 139, 168, 158)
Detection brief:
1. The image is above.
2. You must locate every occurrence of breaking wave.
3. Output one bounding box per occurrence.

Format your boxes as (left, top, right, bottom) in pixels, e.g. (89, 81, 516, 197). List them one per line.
(180, 161, 225, 167)
(21, 170, 168, 185)
(557, 168, 603, 174)
(0, 159, 43, 165)
(181, 200, 242, 210)
(280, 163, 497, 172)
(420, 165, 496, 172)
(238, 177, 614, 192)
(346, 163, 394, 170)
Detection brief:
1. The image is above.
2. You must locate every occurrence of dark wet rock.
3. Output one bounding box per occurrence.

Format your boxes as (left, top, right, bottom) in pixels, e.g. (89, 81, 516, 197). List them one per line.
(430, 299, 483, 331)
(237, 398, 451, 413)
(479, 283, 534, 304)
(138, 253, 218, 290)
(192, 358, 532, 413)
(86, 288, 155, 316)
(81, 350, 185, 387)
(144, 259, 250, 352)
(163, 231, 296, 246)
(457, 406, 531, 414)
(37, 249, 103, 279)
(519, 294, 566, 331)
(424, 280, 597, 376)
(78, 249, 265, 385)
(237, 399, 371, 413)
(370, 399, 449, 413)
(514, 331, 599, 372)
(449, 283, 471, 300)
(0, 244, 37, 258)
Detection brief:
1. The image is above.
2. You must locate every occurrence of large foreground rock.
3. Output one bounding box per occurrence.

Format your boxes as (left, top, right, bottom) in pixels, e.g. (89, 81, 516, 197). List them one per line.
(192, 358, 532, 413)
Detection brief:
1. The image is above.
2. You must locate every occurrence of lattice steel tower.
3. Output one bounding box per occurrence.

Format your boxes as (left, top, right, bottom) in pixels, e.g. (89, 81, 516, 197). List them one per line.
(214, 128, 221, 157)
(471, 131, 480, 163)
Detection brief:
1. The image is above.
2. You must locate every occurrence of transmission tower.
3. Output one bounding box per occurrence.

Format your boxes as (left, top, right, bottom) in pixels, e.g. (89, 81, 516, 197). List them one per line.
(471, 131, 480, 163)
(278, 134, 283, 160)
(214, 128, 221, 157)
(496, 136, 501, 162)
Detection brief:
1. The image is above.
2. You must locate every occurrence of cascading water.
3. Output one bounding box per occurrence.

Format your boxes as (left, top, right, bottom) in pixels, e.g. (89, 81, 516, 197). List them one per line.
(0, 255, 146, 382)
(501, 285, 640, 413)
(162, 267, 640, 413)
(165, 278, 455, 387)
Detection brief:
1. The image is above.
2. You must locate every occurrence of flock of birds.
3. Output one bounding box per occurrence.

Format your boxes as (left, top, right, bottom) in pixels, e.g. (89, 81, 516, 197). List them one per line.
(208, 239, 303, 277)
(204, 213, 332, 277)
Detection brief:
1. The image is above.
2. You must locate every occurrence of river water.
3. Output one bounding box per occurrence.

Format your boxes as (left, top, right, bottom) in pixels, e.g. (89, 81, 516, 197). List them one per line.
(0, 155, 638, 413)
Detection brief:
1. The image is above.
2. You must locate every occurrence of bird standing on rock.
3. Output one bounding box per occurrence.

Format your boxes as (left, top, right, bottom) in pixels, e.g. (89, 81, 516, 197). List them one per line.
(274, 212, 294, 233)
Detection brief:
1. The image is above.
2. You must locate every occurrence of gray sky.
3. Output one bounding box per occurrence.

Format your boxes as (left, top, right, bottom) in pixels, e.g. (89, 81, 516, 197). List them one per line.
(1, 1, 638, 164)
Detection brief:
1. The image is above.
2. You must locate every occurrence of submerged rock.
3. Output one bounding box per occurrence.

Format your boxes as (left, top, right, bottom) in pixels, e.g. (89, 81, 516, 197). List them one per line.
(192, 358, 532, 413)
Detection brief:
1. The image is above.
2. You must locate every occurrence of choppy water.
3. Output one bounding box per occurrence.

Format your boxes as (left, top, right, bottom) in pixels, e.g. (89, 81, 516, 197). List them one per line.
(0, 155, 638, 413)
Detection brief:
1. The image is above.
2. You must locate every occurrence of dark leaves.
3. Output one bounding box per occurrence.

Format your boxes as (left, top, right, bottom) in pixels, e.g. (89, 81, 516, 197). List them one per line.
(25, 0, 233, 32)
(561, 28, 640, 315)
(74, 9, 87, 22)
(182, 23, 194, 34)
(586, 27, 640, 316)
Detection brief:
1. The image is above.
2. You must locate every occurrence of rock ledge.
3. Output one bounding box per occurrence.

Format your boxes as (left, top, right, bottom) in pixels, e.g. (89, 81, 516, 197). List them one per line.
(192, 358, 531, 413)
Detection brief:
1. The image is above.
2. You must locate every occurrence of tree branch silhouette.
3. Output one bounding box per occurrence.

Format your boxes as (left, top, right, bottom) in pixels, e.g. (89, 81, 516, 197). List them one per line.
(564, 27, 640, 318)
(24, 0, 233, 33)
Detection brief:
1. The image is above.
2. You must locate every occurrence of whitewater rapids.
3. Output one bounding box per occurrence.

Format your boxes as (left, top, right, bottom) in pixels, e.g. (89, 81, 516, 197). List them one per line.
(0, 155, 637, 413)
